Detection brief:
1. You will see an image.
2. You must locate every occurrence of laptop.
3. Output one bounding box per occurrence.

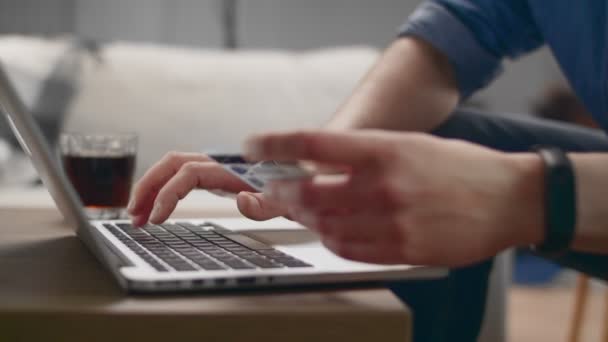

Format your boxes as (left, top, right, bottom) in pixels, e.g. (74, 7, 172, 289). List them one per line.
(0, 62, 445, 293)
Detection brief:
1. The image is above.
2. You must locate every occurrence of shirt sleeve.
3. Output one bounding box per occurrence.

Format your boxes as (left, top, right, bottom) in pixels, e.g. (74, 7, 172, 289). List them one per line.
(399, 0, 544, 100)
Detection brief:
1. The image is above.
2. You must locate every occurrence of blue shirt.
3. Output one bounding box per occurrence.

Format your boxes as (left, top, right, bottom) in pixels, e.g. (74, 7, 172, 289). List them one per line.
(399, 0, 608, 130)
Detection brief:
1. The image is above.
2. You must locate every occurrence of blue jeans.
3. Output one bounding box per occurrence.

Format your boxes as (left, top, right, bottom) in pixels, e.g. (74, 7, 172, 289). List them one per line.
(389, 108, 608, 342)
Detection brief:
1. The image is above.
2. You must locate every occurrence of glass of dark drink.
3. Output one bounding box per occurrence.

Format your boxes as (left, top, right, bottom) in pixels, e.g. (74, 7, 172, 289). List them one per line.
(60, 133, 137, 219)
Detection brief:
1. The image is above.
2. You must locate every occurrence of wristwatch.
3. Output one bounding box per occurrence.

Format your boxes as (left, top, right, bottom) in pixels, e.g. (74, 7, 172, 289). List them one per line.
(531, 146, 577, 256)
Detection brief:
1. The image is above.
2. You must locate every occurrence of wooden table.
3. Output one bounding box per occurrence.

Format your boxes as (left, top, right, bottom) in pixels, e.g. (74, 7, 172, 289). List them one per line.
(0, 208, 411, 342)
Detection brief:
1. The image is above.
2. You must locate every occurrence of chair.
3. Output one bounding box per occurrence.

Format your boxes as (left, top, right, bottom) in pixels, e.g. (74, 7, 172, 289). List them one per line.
(568, 274, 608, 342)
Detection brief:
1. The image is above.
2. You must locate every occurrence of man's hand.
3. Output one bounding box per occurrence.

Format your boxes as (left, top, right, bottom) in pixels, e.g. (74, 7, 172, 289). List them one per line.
(245, 130, 546, 267)
(127, 152, 287, 226)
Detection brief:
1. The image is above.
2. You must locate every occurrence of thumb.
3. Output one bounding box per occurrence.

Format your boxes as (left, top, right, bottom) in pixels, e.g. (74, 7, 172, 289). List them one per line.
(236, 191, 288, 221)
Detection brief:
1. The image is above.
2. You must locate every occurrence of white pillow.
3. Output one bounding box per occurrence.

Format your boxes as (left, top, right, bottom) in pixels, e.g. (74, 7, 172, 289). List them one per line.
(0, 35, 72, 186)
(0, 35, 70, 109)
(64, 42, 379, 179)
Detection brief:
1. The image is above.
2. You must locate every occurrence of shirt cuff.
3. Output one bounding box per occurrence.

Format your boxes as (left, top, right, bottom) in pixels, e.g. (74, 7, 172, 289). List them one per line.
(398, 1, 503, 100)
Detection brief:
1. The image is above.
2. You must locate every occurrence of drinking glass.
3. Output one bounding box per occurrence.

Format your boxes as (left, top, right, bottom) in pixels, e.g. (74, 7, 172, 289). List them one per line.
(60, 133, 137, 219)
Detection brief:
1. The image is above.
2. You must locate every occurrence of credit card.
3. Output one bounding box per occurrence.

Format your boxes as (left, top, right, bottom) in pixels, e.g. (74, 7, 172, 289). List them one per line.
(208, 154, 311, 192)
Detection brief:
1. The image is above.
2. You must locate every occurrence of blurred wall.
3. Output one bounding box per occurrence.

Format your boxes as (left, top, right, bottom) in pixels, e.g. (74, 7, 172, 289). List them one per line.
(74, 0, 223, 47)
(239, 0, 418, 50)
(0, 0, 562, 114)
(238, 0, 562, 114)
(0, 0, 223, 47)
(0, 0, 76, 35)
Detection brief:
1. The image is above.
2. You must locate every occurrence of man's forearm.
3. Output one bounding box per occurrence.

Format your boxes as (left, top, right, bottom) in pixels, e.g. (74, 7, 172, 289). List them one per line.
(326, 37, 459, 132)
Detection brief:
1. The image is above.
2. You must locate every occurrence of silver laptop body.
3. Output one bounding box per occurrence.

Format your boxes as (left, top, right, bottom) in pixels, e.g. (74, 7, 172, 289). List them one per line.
(0, 62, 445, 293)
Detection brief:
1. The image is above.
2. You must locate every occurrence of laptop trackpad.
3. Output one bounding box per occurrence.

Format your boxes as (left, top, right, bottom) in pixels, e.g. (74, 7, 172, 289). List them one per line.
(243, 230, 319, 247)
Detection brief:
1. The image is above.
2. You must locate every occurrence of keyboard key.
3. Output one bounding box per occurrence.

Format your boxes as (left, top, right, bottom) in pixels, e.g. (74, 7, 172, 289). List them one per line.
(214, 241, 241, 247)
(244, 257, 283, 269)
(255, 250, 312, 267)
(276, 258, 312, 268)
(154, 235, 175, 240)
(172, 246, 196, 252)
(207, 252, 232, 259)
(187, 255, 227, 270)
(165, 241, 190, 247)
(257, 250, 287, 257)
(180, 226, 208, 234)
(194, 231, 218, 237)
(175, 222, 205, 229)
(148, 262, 169, 272)
(173, 230, 197, 236)
(181, 236, 204, 241)
(190, 242, 215, 248)
(172, 263, 197, 272)
(230, 250, 256, 256)
(160, 223, 186, 231)
(220, 234, 274, 250)
(220, 259, 255, 269)
(199, 225, 232, 234)
(115, 223, 134, 230)
(193, 261, 226, 271)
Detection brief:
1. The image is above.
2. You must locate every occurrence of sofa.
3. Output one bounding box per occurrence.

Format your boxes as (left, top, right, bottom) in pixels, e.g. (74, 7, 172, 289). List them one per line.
(0, 35, 509, 341)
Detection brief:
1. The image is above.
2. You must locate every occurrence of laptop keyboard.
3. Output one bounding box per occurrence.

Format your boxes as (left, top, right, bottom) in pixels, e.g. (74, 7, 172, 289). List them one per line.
(103, 222, 312, 272)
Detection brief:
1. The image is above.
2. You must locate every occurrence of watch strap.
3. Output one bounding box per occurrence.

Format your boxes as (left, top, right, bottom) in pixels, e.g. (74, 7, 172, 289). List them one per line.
(532, 147, 577, 256)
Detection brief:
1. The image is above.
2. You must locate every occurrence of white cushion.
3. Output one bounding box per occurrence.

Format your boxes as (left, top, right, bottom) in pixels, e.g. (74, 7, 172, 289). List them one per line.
(63, 42, 378, 178)
(0, 36, 378, 181)
(0, 36, 72, 185)
(0, 35, 70, 109)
